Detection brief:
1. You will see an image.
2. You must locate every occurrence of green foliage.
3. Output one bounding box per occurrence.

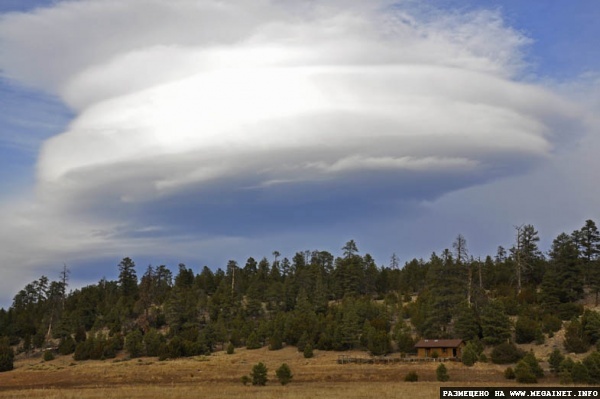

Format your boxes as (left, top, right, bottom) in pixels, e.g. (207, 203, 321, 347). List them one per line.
(571, 361, 590, 384)
(367, 329, 391, 356)
(0, 341, 14, 372)
(436, 363, 449, 382)
(515, 316, 542, 344)
(43, 350, 55, 361)
(251, 362, 268, 386)
(462, 343, 478, 367)
(515, 360, 537, 383)
(58, 335, 76, 355)
(564, 318, 590, 353)
(504, 367, 515, 379)
(125, 330, 144, 358)
(246, 331, 261, 350)
(542, 314, 562, 334)
(303, 343, 314, 359)
(491, 342, 525, 364)
(582, 310, 600, 344)
(548, 349, 565, 374)
(582, 351, 600, 384)
(226, 342, 235, 355)
(404, 371, 418, 382)
(480, 301, 511, 345)
(521, 352, 544, 378)
(276, 363, 293, 385)
(240, 375, 251, 386)
(143, 328, 165, 357)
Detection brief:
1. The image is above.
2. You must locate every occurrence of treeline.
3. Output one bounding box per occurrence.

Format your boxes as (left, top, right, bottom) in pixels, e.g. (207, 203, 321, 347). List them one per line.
(0, 220, 599, 364)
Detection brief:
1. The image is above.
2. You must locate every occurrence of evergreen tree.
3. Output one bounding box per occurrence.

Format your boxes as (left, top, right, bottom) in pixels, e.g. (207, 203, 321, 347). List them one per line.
(276, 363, 293, 385)
(548, 349, 565, 374)
(515, 360, 537, 383)
(436, 363, 450, 382)
(564, 318, 590, 353)
(480, 301, 511, 345)
(118, 257, 138, 299)
(251, 362, 268, 386)
(0, 339, 14, 372)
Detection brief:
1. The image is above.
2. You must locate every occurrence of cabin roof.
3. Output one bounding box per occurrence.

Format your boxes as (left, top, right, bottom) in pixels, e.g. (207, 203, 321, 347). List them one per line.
(414, 339, 463, 348)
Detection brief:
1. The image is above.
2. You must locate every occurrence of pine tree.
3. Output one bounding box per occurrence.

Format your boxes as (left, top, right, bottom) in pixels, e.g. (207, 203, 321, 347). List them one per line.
(480, 301, 511, 345)
(0, 339, 14, 372)
(276, 363, 293, 385)
(436, 363, 450, 382)
(564, 318, 590, 353)
(251, 362, 268, 386)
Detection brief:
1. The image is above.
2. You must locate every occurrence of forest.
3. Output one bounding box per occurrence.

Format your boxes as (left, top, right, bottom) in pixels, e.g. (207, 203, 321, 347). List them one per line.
(1, 219, 599, 380)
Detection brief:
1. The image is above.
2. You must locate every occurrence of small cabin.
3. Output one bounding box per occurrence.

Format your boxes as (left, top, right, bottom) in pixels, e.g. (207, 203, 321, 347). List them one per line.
(414, 339, 464, 359)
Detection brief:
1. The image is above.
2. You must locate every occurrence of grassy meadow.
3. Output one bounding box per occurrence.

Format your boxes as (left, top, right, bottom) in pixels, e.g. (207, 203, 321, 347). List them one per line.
(0, 346, 559, 398)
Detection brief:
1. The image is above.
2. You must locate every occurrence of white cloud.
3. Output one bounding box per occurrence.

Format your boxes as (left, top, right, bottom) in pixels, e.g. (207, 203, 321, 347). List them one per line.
(0, 0, 590, 304)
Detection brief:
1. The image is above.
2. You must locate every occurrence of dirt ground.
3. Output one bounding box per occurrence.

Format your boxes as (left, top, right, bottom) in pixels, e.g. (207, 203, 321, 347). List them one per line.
(0, 346, 561, 398)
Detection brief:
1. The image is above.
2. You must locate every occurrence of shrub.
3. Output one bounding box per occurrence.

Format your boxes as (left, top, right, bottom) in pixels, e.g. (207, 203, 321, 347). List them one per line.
(58, 335, 76, 355)
(43, 350, 55, 361)
(491, 342, 525, 364)
(557, 303, 583, 321)
(276, 363, 293, 385)
(521, 352, 544, 378)
(226, 342, 235, 355)
(515, 317, 541, 344)
(542, 314, 562, 334)
(404, 371, 418, 382)
(571, 362, 590, 384)
(436, 363, 449, 382)
(548, 349, 564, 374)
(462, 343, 478, 367)
(0, 342, 14, 372)
(504, 367, 516, 379)
(246, 332, 261, 350)
(515, 360, 537, 383)
(143, 329, 165, 357)
(564, 319, 590, 354)
(303, 343, 314, 359)
(240, 375, 251, 386)
(125, 330, 144, 358)
(251, 362, 268, 386)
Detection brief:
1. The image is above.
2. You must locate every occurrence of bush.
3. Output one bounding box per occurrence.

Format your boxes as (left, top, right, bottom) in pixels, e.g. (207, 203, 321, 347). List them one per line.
(548, 349, 564, 374)
(436, 363, 449, 382)
(240, 375, 251, 386)
(246, 332, 261, 350)
(43, 350, 55, 361)
(515, 317, 541, 344)
(125, 330, 144, 358)
(226, 342, 235, 355)
(521, 352, 544, 378)
(504, 367, 516, 379)
(303, 343, 314, 359)
(515, 360, 537, 383)
(491, 342, 525, 364)
(571, 361, 590, 384)
(58, 335, 76, 355)
(0, 342, 14, 372)
(557, 303, 583, 321)
(251, 362, 268, 386)
(462, 343, 479, 367)
(542, 314, 562, 334)
(564, 319, 590, 354)
(276, 363, 293, 385)
(404, 371, 418, 382)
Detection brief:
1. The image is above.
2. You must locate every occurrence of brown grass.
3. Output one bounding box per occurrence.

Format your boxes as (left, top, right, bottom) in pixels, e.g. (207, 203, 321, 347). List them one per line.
(0, 347, 560, 398)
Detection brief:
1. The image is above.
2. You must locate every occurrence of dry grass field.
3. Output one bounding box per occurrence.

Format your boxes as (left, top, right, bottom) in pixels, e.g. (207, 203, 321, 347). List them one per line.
(0, 347, 560, 398)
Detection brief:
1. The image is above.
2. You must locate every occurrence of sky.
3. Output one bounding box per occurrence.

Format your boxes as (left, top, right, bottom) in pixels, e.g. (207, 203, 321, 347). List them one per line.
(0, 0, 598, 307)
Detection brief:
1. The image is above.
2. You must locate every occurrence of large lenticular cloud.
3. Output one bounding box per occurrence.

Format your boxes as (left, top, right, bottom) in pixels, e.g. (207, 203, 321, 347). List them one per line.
(0, 0, 583, 275)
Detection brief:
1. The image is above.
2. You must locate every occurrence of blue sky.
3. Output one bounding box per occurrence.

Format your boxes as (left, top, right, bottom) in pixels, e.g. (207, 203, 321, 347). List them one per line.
(0, 0, 599, 307)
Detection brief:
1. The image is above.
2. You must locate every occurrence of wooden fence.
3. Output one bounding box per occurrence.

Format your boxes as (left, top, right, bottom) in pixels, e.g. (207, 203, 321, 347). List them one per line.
(337, 355, 457, 364)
